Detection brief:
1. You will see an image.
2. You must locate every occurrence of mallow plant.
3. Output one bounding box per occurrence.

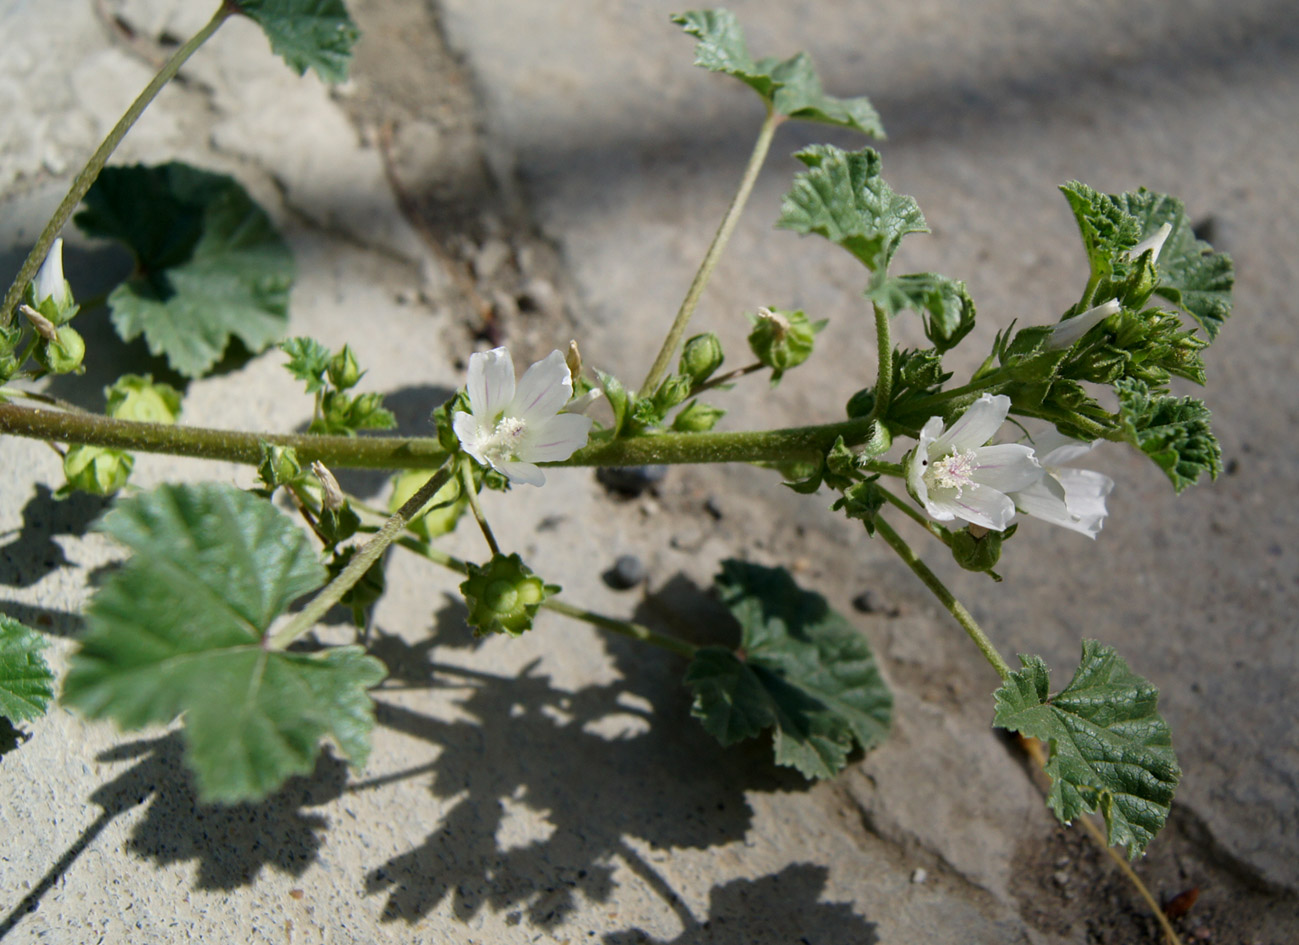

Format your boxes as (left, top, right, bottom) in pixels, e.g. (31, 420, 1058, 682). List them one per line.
(0, 3, 1231, 940)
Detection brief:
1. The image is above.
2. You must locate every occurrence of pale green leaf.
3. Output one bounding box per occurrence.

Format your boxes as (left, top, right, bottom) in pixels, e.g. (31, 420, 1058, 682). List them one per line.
(236, 0, 360, 83)
(0, 616, 54, 724)
(1117, 378, 1221, 492)
(76, 162, 294, 378)
(778, 146, 926, 274)
(63, 483, 386, 803)
(993, 640, 1180, 857)
(684, 560, 892, 779)
(868, 273, 975, 352)
(672, 10, 884, 136)
(281, 336, 333, 394)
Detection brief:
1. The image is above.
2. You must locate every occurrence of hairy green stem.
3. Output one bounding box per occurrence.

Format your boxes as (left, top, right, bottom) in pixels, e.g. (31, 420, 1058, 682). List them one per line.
(1, 3, 233, 327)
(460, 458, 501, 556)
(268, 465, 453, 650)
(868, 303, 893, 423)
(874, 515, 1013, 681)
(638, 107, 783, 398)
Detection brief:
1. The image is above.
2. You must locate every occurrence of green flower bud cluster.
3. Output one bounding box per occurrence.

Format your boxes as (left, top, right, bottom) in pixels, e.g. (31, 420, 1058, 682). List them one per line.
(61, 375, 183, 497)
(280, 337, 396, 436)
(460, 553, 557, 637)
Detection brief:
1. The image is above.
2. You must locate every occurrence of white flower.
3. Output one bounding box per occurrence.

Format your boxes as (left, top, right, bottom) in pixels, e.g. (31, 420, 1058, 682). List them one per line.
(453, 346, 594, 486)
(906, 394, 1042, 531)
(1129, 221, 1172, 262)
(1047, 298, 1121, 350)
(32, 237, 71, 311)
(1008, 432, 1114, 538)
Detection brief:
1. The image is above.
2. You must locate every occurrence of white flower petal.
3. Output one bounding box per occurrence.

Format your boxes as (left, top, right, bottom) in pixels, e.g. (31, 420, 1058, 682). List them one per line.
(968, 444, 1042, 493)
(1130, 222, 1173, 263)
(495, 458, 545, 487)
(34, 238, 65, 308)
(1048, 299, 1120, 350)
(1011, 478, 1079, 530)
(1055, 468, 1114, 517)
(524, 412, 594, 462)
(510, 350, 572, 422)
(452, 411, 489, 463)
(930, 483, 1017, 531)
(932, 394, 1010, 453)
(467, 347, 515, 419)
(563, 388, 603, 416)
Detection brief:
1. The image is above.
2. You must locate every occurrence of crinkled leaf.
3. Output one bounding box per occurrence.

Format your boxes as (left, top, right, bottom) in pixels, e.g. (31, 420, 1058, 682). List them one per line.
(868, 273, 975, 352)
(672, 10, 884, 137)
(62, 483, 386, 803)
(0, 616, 54, 724)
(282, 336, 333, 393)
(1117, 378, 1220, 492)
(778, 146, 926, 274)
(235, 0, 360, 83)
(685, 560, 892, 779)
(1114, 189, 1234, 339)
(993, 640, 1180, 857)
(76, 163, 294, 378)
(1060, 181, 1141, 284)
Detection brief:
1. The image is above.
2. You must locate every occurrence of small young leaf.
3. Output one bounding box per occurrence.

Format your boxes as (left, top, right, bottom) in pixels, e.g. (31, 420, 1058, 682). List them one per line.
(63, 483, 386, 803)
(282, 336, 333, 393)
(1060, 181, 1142, 284)
(235, 0, 360, 83)
(684, 560, 892, 779)
(1114, 189, 1234, 339)
(75, 162, 294, 378)
(1116, 378, 1221, 492)
(0, 616, 54, 724)
(868, 273, 976, 352)
(778, 146, 926, 274)
(993, 640, 1181, 857)
(671, 10, 884, 137)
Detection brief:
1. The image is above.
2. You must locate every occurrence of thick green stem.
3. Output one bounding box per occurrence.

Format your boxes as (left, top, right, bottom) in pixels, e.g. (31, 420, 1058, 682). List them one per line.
(0, 402, 879, 469)
(638, 107, 783, 398)
(268, 465, 453, 650)
(1, 3, 233, 327)
(873, 515, 1013, 681)
(869, 303, 893, 423)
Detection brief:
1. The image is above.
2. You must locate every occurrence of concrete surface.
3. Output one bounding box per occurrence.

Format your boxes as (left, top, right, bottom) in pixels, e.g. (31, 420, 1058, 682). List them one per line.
(1, 0, 1296, 942)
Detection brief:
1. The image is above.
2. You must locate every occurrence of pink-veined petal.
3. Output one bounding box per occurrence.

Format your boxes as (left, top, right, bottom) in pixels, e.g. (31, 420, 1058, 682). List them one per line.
(452, 411, 489, 465)
(524, 412, 594, 462)
(467, 347, 515, 420)
(510, 350, 572, 423)
(968, 444, 1042, 493)
(931, 394, 1010, 454)
(495, 458, 545, 487)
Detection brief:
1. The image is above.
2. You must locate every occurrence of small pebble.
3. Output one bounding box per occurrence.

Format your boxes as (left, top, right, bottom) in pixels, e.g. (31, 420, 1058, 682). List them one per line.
(604, 554, 646, 590)
(910, 868, 927, 884)
(597, 465, 667, 497)
(1052, 870, 1071, 888)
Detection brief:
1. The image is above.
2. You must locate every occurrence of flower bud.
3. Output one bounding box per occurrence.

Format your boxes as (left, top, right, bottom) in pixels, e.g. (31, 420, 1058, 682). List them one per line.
(312, 461, 346, 511)
(105, 375, 182, 423)
(565, 339, 583, 383)
(949, 524, 1015, 578)
(679, 332, 724, 384)
(459, 552, 555, 637)
(747, 307, 823, 383)
(62, 445, 133, 496)
(672, 399, 725, 432)
(28, 238, 76, 323)
(327, 345, 362, 390)
(34, 325, 85, 375)
(257, 444, 303, 490)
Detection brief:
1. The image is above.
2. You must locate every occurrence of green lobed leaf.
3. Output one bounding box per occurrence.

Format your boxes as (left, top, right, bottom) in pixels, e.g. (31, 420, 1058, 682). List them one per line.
(778, 146, 926, 274)
(993, 640, 1181, 857)
(235, 0, 360, 83)
(1116, 378, 1221, 493)
(62, 483, 386, 803)
(282, 336, 333, 393)
(76, 162, 294, 378)
(0, 616, 54, 724)
(868, 273, 976, 353)
(671, 10, 884, 137)
(1060, 181, 1141, 284)
(684, 560, 892, 779)
(1113, 189, 1234, 339)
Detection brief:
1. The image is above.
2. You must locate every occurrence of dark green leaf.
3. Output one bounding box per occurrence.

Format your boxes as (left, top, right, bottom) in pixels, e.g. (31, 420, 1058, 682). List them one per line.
(63, 483, 386, 803)
(0, 616, 54, 724)
(236, 0, 360, 83)
(993, 641, 1180, 857)
(1114, 189, 1234, 339)
(868, 273, 975, 352)
(1116, 378, 1220, 492)
(685, 560, 892, 779)
(671, 10, 884, 136)
(778, 146, 926, 274)
(76, 163, 294, 378)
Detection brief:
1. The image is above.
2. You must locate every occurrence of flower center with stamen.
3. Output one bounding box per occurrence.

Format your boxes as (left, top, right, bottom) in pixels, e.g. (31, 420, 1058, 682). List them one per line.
(480, 416, 529, 465)
(926, 448, 978, 495)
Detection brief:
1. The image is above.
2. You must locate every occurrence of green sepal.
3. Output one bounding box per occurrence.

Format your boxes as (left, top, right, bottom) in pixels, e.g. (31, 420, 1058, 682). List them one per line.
(327, 344, 363, 390)
(34, 325, 85, 375)
(389, 469, 465, 542)
(993, 641, 1180, 858)
(75, 162, 294, 378)
(60, 445, 133, 497)
(684, 560, 892, 779)
(868, 273, 975, 353)
(105, 374, 183, 423)
(746, 307, 824, 384)
(832, 478, 886, 535)
(234, 0, 360, 83)
(596, 370, 632, 437)
(433, 392, 470, 454)
(0, 616, 55, 724)
(823, 436, 859, 491)
(313, 389, 396, 436)
(949, 524, 1014, 580)
(778, 146, 926, 274)
(1116, 378, 1220, 492)
(459, 553, 555, 637)
(672, 399, 726, 433)
(254, 443, 304, 495)
(679, 332, 724, 384)
(671, 10, 884, 137)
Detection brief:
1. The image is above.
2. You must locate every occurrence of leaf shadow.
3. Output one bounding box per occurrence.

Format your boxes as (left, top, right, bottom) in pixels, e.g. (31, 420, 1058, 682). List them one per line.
(0, 483, 111, 589)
